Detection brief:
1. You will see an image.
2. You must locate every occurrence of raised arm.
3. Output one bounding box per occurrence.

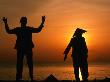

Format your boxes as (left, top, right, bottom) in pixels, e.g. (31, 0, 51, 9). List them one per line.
(2, 17, 16, 34)
(64, 38, 73, 61)
(31, 16, 46, 33)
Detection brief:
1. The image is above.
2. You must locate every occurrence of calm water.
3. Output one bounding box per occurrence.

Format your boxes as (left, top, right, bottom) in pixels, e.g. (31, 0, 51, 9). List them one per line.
(0, 65, 110, 80)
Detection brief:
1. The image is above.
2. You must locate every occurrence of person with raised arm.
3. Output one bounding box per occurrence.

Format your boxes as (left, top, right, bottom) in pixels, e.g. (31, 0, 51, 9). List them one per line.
(2, 16, 46, 81)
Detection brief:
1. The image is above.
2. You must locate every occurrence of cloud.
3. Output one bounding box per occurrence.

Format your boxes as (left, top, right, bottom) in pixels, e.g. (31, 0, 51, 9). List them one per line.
(0, 0, 50, 18)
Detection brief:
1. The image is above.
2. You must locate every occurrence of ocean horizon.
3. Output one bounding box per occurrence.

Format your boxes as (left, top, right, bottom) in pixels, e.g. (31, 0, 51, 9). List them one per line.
(0, 64, 110, 80)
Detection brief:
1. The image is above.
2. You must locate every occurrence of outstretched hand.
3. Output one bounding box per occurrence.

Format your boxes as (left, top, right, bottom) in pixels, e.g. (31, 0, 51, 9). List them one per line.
(2, 17, 7, 24)
(42, 16, 46, 23)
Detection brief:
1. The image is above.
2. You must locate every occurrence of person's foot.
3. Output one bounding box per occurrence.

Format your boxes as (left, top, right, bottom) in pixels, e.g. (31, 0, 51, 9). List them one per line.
(28, 78, 35, 82)
(16, 79, 22, 82)
(82, 79, 88, 82)
(75, 78, 80, 82)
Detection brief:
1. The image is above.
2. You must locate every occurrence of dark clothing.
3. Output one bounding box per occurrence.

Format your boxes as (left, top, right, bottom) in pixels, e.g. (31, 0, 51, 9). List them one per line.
(5, 26, 43, 80)
(14, 27, 34, 49)
(3, 16, 45, 81)
(72, 56, 88, 80)
(8, 26, 42, 49)
(64, 36, 88, 80)
(64, 37, 88, 58)
(16, 48, 33, 80)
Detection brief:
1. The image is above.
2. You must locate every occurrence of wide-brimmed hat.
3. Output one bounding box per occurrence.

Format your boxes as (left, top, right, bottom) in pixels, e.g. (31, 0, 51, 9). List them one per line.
(73, 28, 87, 37)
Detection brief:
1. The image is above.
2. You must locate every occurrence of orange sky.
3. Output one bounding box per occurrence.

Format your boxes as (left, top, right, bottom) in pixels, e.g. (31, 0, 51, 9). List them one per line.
(0, 0, 110, 65)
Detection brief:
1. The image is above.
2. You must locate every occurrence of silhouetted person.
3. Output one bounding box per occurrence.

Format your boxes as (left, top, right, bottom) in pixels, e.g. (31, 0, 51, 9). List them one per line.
(2, 16, 46, 81)
(64, 28, 89, 82)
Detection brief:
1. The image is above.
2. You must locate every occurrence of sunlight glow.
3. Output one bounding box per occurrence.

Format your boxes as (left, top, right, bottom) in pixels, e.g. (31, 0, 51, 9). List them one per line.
(83, 32, 92, 47)
(79, 68, 82, 81)
(65, 28, 92, 47)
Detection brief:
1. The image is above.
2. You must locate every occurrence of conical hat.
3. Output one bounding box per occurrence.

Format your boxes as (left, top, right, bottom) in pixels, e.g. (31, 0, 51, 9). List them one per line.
(73, 28, 87, 37)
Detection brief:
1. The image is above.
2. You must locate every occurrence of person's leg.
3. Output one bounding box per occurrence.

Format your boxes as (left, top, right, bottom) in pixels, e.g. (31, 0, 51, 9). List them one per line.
(81, 58, 89, 81)
(72, 58, 80, 82)
(26, 49, 33, 80)
(74, 66, 80, 82)
(16, 49, 24, 81)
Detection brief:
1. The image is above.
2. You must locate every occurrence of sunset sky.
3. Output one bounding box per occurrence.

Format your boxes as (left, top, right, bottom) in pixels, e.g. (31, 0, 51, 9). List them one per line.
(0, 0, 110, 66)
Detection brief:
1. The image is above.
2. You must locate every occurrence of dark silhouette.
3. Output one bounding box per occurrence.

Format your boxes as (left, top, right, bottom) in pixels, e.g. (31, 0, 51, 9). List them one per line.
(45, 74, 58, 82)
(2, 16, 45, 81)
(64, 28, 89, 82)
(1, 77, 110, 82)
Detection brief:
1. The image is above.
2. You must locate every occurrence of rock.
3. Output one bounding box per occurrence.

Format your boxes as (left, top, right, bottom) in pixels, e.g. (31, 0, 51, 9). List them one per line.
(44, 74, 58, 82)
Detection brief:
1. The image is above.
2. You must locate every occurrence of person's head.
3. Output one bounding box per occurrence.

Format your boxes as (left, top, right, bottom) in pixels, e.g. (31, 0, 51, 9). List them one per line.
(20, 17, 27, 27)
(73, 28, 87, 37)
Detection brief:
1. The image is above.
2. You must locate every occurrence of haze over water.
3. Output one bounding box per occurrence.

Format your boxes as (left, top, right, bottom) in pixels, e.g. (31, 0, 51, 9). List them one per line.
(0, 64, 110, 80)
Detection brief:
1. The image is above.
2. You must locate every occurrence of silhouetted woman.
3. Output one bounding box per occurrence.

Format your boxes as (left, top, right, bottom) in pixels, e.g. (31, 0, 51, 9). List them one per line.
(64, 28, 89, 82)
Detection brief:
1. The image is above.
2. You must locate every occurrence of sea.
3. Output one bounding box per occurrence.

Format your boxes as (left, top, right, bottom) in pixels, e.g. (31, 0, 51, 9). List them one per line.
(0, 64, 110, 80)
